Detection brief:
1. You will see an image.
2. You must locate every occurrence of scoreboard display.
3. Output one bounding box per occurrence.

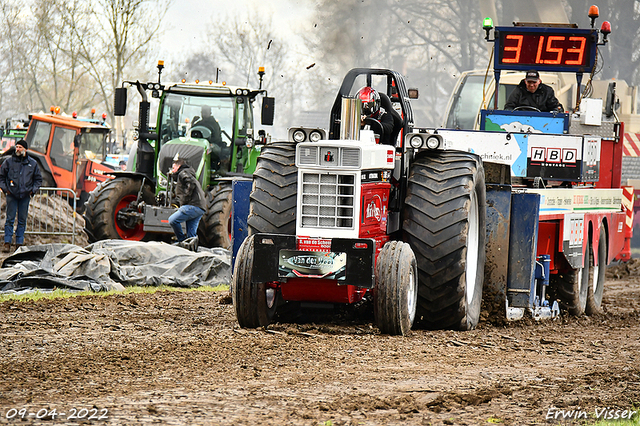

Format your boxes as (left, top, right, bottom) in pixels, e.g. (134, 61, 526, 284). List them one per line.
(494, 26, 598, 73)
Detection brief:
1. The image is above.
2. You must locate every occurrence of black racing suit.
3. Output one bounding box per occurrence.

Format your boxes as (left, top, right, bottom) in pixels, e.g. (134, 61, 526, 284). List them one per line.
(364, 108, 396, 145)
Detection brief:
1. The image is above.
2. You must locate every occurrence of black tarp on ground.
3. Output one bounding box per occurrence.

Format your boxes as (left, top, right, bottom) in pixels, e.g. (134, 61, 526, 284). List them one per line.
(0, 240, 231, 294)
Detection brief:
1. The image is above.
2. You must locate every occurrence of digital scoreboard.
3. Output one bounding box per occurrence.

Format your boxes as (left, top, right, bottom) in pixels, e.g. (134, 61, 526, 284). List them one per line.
(494, 26, 598, 73)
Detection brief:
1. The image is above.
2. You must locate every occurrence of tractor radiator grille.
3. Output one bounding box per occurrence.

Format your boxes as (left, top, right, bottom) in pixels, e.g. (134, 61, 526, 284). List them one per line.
(300, 172, 356, 229)
(298, 146, 318, 165)
(341, 148, 360, 167)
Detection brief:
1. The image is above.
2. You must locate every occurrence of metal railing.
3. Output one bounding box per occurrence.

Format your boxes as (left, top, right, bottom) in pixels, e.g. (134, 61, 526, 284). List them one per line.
(0, 187, 80, 245)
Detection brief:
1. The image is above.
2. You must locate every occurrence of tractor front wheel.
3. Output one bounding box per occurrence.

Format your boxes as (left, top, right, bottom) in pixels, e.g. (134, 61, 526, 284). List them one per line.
(83, 176, 155, 242)
(374, 241, 418, 336)
(232, 235, 278, 328)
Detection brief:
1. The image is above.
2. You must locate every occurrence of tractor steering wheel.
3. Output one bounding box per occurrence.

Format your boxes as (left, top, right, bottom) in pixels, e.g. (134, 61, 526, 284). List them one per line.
(514, 106, 541, 112)
(363, 117, 384, 141)
(189, 125, 212, 140)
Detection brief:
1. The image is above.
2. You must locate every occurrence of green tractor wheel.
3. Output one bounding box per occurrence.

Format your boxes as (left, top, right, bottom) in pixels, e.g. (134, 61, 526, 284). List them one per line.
(198, 183, 232, 249)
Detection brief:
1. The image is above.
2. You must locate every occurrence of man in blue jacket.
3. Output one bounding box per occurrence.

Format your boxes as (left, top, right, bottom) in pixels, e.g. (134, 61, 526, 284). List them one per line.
(0, 139, 42, 252)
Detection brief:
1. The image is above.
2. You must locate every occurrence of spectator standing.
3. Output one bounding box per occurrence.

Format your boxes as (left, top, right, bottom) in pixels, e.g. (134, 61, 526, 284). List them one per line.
(0, 139, 42, 252)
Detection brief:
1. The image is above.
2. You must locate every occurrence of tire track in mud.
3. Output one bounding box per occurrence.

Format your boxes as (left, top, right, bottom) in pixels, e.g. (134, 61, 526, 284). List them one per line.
(0, 279, 638, 425)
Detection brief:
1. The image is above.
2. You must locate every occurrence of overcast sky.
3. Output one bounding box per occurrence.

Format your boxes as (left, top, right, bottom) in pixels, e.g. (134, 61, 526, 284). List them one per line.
(158, 0, 313, 60)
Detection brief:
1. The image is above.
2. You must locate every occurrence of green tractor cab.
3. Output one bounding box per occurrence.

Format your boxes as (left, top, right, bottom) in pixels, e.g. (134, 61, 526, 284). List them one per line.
(83, 62, 274, 248)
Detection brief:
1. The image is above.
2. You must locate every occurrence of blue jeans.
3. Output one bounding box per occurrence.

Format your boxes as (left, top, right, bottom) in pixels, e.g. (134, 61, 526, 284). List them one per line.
(5, 194, 31, 244)
(168, 205, 205, 242)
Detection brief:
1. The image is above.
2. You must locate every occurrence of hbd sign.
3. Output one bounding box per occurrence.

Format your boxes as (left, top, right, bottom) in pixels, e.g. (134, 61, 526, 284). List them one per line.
(526, 134, 599, 182)
(530, 147, 578, 164)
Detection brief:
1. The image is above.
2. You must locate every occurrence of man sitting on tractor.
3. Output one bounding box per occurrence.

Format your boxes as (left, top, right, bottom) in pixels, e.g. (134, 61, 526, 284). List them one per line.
(504, 69, 564, 113)
(192, 105, 223, 147)
(357, 86, 396, 145)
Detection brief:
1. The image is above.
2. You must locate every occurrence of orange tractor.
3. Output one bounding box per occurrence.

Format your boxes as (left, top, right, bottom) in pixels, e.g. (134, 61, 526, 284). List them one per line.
(3, 113, 115, 210)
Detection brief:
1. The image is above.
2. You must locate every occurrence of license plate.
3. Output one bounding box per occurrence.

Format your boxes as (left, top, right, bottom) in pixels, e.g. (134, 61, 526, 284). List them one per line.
(278, 250, 347, 280)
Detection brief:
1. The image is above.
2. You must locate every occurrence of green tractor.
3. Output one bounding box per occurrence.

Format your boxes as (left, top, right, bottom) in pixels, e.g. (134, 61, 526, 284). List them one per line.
(83, 61, 275, 248)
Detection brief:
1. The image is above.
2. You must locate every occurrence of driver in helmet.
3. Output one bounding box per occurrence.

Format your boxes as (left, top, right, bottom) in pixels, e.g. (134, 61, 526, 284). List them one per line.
(357, 86, 395, 145)
(504, 70, 563, 113)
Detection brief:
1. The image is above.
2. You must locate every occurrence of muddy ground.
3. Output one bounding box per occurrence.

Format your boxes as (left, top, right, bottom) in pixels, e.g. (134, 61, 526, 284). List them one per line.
(0, 265, 639, 426)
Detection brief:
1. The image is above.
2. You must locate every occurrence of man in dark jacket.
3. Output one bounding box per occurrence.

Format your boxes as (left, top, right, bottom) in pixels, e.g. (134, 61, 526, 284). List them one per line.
(504, 70, 564, 113)
(167, 155, 207, 242)
(0, 139, 42, 252)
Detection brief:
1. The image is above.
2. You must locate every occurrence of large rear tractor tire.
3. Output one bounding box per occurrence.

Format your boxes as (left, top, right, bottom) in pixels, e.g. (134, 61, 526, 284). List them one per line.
(403, 151, 486, 330)
(41, 171, 56, 188)
(199, 184, 232, 249)
(374, 241, 418, 336)
(586, 225, 607, 315)
(247, 141, 298, 235)
(232, 235, 278, 328)
(83, 177, 155, 242)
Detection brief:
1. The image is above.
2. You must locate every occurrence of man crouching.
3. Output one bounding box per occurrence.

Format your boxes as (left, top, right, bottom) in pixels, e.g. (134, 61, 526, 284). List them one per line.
(168, 155, 206, 243)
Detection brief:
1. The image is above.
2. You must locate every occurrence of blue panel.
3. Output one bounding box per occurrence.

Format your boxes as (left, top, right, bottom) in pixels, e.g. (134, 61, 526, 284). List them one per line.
(484, 185, 512, 317)
(507, 192, 540, 308)
(481, 110, 569, 134)
(232, 179, 252, 269)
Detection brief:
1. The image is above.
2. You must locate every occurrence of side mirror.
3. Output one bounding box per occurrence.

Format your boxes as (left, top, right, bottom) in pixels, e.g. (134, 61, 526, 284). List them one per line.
(261, 97, 275, 126)
(114, 87, 128, 116)
(604, 81, 616, 117)
(73, 134, 81, 148)
(408, 88, 419, 99)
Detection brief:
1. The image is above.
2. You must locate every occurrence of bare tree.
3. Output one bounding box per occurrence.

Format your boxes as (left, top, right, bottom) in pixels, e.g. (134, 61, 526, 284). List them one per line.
(74, 0, 171, 120)
(178, 10, 302, 138)
(0, 0, 170, 135)
(0, 0, 96, 115)
(0, 0, 30, 118)
(564, 0, 640, 85)
(304, 0, 488, 126)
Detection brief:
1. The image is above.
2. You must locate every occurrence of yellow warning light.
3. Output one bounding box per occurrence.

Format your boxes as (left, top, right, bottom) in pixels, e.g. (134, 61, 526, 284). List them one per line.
(50, 106, 55, 113)
(209, 80, 213, 85)
(55, 106, 61, 114)
(258, 66, 265, 73)
(158, 60, 165, 67)
(222, 81, 226, 86)
(195, 79, 200, 84)
(181, 79, 186, 83)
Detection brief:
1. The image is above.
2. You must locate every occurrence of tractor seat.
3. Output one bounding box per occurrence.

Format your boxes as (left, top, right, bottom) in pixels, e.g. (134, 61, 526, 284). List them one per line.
(379, 92, 403, 145)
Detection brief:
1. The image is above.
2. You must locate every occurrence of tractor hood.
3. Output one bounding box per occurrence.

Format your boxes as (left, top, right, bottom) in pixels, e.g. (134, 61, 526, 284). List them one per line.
(157, 138, 208, 187)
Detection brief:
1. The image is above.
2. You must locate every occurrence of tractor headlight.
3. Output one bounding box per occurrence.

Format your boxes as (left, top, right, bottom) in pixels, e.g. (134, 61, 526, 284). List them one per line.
(309, 130, 323, 142)
(292, 129, 306, 143)
(426, 135, 441, 149)
(409, 135, 423, 149)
